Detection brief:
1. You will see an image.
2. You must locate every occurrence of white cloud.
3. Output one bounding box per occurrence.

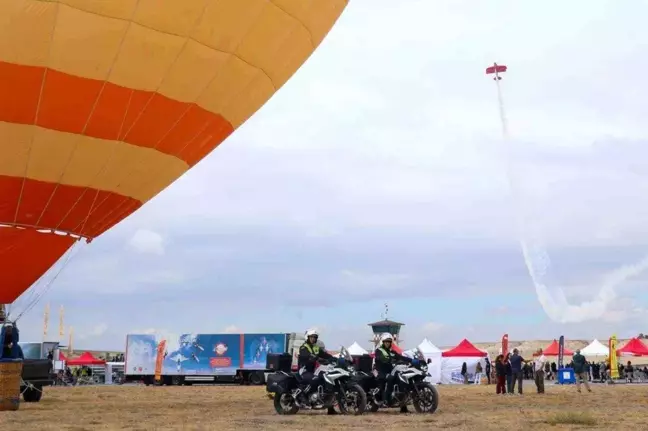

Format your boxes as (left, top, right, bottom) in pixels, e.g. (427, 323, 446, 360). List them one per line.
(128, 229, 165, 256)
(79, 323, 108, 340)
(338, 270, 413, 293)
(422, 322, 444, 334)
(25, 0, 648, 349)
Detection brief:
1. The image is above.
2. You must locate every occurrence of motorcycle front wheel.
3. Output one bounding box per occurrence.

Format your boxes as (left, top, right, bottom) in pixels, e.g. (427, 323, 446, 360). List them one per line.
(273, 391, 300, 415)
(413, 382, 439, 414)
(337, 383, 367, 415)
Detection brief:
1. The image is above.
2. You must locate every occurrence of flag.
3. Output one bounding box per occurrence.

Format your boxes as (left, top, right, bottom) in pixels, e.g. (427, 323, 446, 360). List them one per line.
(59, 306, 65, 338)
(502, 334, 509, 356)
(155, 340, 167, 383)
(67, 327, 73, 356)
(43, 302, 50, 340)
(609, 335, 619, 379)
(558, 335, 565, 369)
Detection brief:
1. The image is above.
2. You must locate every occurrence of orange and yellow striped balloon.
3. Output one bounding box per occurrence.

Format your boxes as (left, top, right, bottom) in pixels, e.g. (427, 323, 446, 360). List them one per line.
(0, 0, 348, 303)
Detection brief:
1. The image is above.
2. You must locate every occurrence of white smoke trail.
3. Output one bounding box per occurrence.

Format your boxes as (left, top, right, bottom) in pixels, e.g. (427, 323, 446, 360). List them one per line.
(495, 76, 648, 323)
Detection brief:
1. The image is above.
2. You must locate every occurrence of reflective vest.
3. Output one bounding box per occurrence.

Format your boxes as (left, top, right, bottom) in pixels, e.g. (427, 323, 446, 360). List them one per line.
(303, 343, 320, 355)
(379, 347, 394, 359)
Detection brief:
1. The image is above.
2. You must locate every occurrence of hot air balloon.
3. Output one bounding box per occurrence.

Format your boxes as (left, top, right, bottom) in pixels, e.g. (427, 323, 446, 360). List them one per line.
(0, 0, 348, 304)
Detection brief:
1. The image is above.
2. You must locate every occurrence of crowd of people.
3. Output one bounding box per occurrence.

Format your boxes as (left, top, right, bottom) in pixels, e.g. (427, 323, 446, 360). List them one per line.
(54, 365, 95, 385)
(465, 348, 648, 395)
(107, 353, 125, 362)
(488, 348, 593, 394)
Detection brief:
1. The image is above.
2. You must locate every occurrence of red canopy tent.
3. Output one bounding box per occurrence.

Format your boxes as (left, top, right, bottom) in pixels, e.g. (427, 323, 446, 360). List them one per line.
(617, 338, 648, 356)
(442, 339, 487, 357)
(58, 351, 67, 361)
(66, 352, 106, 366)
(536, 339, 573, 356)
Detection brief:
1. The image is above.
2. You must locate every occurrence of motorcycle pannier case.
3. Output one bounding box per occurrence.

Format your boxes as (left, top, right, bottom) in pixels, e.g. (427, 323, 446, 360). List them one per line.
(266, 353, 293, 373)
(355, 354, 373, 374)
(266, 372, 290, 393)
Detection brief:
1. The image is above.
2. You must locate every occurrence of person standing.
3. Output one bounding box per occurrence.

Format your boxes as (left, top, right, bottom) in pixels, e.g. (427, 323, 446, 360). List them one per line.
(509, 348, 526, 394)
(475, 361, 483, 384)
(533, 348, 546, 394)
(495, 355, 506, 395)
(572, 349, 592, 393)
(485, 358, 492, 384)
(504, 353, 513, 394)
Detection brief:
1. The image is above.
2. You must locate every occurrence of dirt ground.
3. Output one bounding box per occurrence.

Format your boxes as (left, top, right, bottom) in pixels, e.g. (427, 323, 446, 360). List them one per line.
(2, 383, 647, 430)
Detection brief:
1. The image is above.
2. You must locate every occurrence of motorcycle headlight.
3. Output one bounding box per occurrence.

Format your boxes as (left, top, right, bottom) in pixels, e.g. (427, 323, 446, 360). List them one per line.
(421, 364, 428, 372)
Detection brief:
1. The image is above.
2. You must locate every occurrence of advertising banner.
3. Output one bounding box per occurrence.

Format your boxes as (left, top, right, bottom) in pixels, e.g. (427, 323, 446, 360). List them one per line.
(126, 333, 287, 376)
(501, 334, 508, 356)
(558, 335, 565, 369)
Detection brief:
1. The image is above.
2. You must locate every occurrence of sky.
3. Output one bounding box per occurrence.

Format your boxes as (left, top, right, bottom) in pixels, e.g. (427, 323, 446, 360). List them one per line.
(11, 0, 648, 352)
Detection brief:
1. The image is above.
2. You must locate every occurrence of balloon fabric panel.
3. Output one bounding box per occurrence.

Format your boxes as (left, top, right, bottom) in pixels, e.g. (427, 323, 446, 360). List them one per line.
(0, 227, 75, 303)
(0, 0, 348, 301)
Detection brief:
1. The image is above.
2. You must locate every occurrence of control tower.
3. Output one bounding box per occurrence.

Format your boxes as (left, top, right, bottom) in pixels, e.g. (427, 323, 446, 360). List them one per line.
(368, 303, 404, 348)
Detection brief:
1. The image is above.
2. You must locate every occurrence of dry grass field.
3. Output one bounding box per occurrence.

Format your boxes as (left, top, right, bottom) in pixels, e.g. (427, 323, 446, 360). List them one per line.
(2, 383, 648, 430)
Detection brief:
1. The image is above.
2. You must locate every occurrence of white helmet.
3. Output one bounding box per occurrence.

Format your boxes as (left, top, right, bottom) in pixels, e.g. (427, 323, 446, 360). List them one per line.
(306, 329, 319, 337)
(380, 333, 393, 343)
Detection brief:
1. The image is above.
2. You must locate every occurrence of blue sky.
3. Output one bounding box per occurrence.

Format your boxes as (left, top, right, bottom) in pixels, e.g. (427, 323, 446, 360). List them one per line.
(11, 0, 648, 351)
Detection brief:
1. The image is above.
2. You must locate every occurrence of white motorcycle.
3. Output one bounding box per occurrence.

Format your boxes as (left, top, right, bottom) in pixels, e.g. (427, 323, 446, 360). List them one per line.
(268, 347, 367, 415)
(368, 348, 439, 413)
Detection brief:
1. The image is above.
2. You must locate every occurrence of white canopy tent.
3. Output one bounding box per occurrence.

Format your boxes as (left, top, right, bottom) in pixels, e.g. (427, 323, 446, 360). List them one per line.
(418, 338, 442, 384)
(403, 338, 442, 384)
(347, 342, 369, 356)
(581, 339, 608, 356)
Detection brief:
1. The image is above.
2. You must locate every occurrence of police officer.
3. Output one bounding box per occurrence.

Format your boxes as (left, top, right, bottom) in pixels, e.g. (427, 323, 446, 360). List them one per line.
(298, 329, 336, 388)
(298, 329, 337, 414)
(374, 333, 413, 411)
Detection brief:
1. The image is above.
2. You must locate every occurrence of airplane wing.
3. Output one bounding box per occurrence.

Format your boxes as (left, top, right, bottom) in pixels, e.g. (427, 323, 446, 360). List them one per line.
(169, 353, 189, 362)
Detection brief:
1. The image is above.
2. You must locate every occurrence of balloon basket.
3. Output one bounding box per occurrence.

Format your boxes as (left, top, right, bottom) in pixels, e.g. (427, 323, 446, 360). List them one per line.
(0, 359, 23, 411)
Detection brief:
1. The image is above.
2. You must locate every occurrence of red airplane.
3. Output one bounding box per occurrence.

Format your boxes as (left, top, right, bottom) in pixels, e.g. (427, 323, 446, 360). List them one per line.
(486, 62, 507, 80)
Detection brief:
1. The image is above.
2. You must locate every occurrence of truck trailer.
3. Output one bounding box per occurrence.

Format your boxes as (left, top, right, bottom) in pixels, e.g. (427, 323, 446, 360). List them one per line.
(124, 332, 304, 386)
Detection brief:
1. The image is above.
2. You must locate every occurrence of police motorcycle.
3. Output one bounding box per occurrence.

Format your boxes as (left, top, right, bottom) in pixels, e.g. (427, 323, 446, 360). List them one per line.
(367, 348, 439, 414)
(268, 346, 367, 415)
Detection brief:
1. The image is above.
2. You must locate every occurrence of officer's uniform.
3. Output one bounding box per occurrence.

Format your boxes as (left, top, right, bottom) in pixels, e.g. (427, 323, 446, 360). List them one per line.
(374, 344, 411, 404)
(298, 341, 334, 386)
